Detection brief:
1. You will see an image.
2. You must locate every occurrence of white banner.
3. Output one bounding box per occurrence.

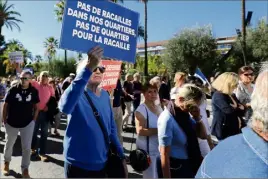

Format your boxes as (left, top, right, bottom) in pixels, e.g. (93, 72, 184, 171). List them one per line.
(9, 51, 23, 63)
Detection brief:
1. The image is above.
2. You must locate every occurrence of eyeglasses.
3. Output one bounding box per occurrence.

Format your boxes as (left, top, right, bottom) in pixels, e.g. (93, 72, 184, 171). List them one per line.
(93, 67, 106, 73)
(20, 77, 29, 81)
(243, 73, 254, 77)
(42, 75, 48, 78)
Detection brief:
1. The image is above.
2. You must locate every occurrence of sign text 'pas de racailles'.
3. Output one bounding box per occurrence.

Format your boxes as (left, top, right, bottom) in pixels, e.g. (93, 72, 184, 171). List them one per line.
(59, 0, 139, 63)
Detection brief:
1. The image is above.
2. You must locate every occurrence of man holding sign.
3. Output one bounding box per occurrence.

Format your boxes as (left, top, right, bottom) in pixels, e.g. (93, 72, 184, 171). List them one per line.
(59, 46, 127, 178)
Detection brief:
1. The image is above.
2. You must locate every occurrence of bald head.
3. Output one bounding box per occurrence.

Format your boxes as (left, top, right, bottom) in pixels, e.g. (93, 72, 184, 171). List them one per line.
(250, 62, 268, 133)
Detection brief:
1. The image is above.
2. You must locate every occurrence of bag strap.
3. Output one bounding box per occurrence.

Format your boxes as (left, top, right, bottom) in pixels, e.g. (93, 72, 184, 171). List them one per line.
(130, 104, 150, 154)
(83, 90, 110, 147)
(144, 105, 150, 154)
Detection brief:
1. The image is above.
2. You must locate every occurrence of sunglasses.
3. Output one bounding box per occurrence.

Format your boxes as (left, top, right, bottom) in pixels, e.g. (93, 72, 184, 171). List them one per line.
(20, 77, 29, 81)
(93, 67, 106, 73)
(42, 75, 48, 78)
(243, 73, 254, 77)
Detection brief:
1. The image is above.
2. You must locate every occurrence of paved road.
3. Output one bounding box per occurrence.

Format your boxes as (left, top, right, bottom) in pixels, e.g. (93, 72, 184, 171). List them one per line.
(0, 119, 142, 178)
(0, 99, 215, 178)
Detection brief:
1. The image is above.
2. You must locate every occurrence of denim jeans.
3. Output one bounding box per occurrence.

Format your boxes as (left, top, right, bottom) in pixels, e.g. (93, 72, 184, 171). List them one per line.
(31, 111, 49, 155)
(64, 162, 106, 178)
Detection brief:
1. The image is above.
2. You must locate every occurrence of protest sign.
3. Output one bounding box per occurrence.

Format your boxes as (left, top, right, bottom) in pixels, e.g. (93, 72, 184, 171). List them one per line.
(99, 60, 122, 90)
(59, 0, 139, 63)
(9, 51, 23, 63)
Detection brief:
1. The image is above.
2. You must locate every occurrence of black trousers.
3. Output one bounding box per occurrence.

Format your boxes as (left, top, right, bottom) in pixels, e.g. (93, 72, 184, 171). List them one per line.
(132, 99, 141, 125)
(157, 156, 194, 178)
(64, 162, 106, 178)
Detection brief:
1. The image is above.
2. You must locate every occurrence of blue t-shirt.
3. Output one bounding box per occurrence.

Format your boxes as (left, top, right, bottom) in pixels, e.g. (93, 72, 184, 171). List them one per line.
(158, 109, 190, 159)
(59, 68, 124, 171)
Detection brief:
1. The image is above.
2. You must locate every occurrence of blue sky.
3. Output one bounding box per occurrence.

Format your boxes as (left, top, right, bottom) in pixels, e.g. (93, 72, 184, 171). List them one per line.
(3, 1, 267, 60)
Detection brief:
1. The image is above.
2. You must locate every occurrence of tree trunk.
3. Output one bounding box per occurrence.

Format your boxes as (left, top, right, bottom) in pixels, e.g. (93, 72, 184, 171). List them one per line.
(242, 0, 247, 65)
(144, 1, 148, 78)
(64, 50, 67, 66)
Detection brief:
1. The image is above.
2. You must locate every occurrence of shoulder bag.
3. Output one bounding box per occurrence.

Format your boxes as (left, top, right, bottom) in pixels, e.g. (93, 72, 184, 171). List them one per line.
(129, 104, 151, 172)
(84, 91, 126, 178)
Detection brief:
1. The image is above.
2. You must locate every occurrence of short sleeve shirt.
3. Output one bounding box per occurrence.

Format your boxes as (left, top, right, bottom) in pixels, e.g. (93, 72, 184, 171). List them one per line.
(4, 84, 40, 128)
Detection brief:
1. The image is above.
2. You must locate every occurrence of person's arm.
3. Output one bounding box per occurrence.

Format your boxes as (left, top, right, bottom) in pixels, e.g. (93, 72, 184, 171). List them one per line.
(33, 104, 39, 121)
(160, 146, 171, 178)
(59, 46, 102, 115)
(194, 120, 207, 140)
(213, 93, 236, 115)
(58, 68, 92, 115)
(2, 87, 13, 124)
(158, 114, 173, 178)
(207, 135, 214, 150)
(135, 111, 157, 136)
(33, 89, 40, 121)
(2, 102, 8, 124)
(189, 106, 207, 140)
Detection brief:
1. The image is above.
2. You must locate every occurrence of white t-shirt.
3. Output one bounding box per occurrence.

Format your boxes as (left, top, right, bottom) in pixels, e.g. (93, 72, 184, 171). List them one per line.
(198, 101, 211, 157)
(136, 104, 162, 155)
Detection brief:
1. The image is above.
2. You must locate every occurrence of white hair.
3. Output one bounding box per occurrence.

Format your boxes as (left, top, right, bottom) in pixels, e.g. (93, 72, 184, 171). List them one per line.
(249, 61, 268, 133)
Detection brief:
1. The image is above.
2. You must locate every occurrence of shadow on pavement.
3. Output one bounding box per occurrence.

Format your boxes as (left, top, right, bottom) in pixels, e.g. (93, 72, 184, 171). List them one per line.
(128, 172, 142, 178)
(47, 155, 64, 167)
(7, 169, 21, 178)
(123, 136, 135, 144)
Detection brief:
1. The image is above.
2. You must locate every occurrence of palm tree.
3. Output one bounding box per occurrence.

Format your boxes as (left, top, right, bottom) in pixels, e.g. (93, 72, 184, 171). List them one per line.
(241, 0, 246, 64)
(139, 0, 148, 78)
(35, 55, 42, 62)
(0, 0, 23, 36)
(44, 37, 59, 64)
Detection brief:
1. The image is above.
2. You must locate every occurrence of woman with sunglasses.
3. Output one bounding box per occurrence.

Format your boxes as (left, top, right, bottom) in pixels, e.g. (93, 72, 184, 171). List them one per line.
(235, 66, 255, 124)
(59, 46, 127, 178)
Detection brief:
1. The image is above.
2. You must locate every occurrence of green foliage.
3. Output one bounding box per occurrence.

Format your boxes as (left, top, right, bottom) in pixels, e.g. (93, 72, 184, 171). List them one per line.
(135, 55, 166, 76)
(223, 19, 268, 72)
(0, 0, 23, 33)
(0, 39, 32, 75)
(43, 37, 59, 60)
(33, 57, 77, 77)
(163, 25, 217, 76)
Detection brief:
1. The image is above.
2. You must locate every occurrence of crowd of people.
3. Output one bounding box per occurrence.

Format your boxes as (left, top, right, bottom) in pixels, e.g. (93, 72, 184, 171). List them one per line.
(0, 46, 267, 178)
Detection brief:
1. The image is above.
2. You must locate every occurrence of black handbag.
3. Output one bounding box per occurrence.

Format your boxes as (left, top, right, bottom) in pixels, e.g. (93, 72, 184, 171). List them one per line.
(84, 91, 126, 178)
(129, 104, 151, 172)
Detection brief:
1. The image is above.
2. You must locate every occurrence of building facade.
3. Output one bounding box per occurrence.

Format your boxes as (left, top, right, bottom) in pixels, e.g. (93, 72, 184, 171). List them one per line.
(136, 36, 236, 57)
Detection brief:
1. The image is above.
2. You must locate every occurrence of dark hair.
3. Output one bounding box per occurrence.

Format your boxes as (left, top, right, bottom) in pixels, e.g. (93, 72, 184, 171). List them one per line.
(161, 76, 167, 82)
(238, 66, 254, 75)
(186, 76, 203, 87)
(20, 71, 32, 77)
(142, 82, 158, 93)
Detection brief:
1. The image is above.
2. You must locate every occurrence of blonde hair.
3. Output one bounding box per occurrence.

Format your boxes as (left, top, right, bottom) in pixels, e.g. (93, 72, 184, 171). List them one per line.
(174, 72, 186, 86)
(150, 76, 161, 88)
(133, 73, 140, 78)
(125, 74, 132, 81)
(212, 72, 239, 95)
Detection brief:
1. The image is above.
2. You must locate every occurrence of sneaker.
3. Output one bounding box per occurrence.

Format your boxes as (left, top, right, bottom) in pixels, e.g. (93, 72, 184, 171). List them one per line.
(22, 168, 31, 178)
(39, 155, 48, 162)
(2, 162, 10, 176)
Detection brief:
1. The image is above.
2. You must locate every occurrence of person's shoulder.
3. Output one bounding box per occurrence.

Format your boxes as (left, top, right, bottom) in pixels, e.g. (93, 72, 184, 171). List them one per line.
(158, 109, 173, 124)
(199, 133, 265, 178)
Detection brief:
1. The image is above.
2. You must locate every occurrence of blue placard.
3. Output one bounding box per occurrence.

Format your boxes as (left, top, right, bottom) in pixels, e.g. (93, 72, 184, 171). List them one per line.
(59, 0, 139, 63)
